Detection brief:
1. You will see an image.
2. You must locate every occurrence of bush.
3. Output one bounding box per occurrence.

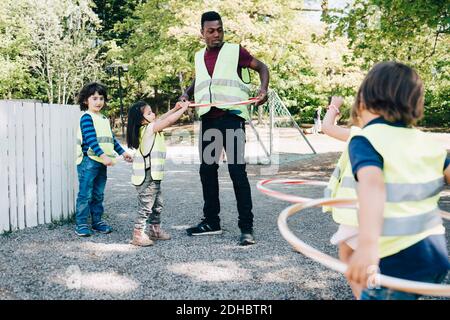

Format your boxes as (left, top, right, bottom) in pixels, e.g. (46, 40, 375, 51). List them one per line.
(419, 87, 450, 127)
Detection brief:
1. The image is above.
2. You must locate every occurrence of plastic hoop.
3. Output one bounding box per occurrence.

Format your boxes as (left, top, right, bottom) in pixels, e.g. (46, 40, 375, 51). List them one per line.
(278, 197, 450, 297)
(256, 179, 329, 203)
(257, 178, 450, 219)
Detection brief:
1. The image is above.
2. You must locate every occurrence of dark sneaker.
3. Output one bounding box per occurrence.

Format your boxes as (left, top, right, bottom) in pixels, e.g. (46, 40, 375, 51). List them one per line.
(92, 221, 113, 234)
(239, 232, 256, 246)
(186, 220, 222, 236)
(75, 224, 93, 237)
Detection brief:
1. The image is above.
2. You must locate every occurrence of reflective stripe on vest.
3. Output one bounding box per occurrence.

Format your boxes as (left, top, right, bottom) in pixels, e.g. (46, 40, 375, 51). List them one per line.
(76, 111, 116, 165)
(323, 126, 360, 226)
(195, 79, 251, 95)
(324, 125, 446, 238)
(194, 43, 250, 120)
(131, 125, 166, 186)
(328, 176, 444, 203)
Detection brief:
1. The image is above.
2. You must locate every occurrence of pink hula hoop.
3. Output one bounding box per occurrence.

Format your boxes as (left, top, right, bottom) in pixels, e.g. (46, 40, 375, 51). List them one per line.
(257, 178, 450, 218)
(256, 179, 329, 203)
(278, 198, 450, 297)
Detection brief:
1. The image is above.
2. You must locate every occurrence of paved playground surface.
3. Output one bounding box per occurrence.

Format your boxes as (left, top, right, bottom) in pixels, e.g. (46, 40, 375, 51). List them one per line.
(0, 131, 448, 300)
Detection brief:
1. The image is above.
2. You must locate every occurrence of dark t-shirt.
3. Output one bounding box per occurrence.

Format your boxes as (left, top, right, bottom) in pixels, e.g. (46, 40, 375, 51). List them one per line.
(203, 44, 253, 119)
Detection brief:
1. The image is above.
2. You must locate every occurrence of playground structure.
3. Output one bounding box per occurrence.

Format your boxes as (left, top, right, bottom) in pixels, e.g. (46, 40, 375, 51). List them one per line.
(246, 89, 316, 164)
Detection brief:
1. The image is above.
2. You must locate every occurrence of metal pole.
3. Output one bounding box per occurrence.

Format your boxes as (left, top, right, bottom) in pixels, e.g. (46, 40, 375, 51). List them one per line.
(248, 120, 270, 162)
(118, 67, 125, 138)
(269, 101, 274, 156)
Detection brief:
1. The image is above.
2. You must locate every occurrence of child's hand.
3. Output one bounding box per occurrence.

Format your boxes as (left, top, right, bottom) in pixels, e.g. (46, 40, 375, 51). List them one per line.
(330, 96, 344, 110)
(173, 101, 183, 110)
(345, 245, 379, 288)
(100, 154, 114, 166)
(175, 101, 189, 112)
(181, 101, 189, 111)
(122, 152, 133, 163)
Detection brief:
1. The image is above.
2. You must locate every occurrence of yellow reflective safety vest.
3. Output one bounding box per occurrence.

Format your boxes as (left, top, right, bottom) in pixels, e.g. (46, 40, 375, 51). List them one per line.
(194, 43, 251, 120)
(131, 125, 166, 186)
(76, 111, 116, 165)
(323, 126, 360, 227)
(357, 124, 446, 258)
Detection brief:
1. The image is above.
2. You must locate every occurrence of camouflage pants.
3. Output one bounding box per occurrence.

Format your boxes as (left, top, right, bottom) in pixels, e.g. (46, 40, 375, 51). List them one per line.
(135, 173, 163, 229)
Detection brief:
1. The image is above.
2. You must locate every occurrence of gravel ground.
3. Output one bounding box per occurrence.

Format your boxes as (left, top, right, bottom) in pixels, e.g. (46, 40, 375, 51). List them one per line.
(0, 136, 449, 300)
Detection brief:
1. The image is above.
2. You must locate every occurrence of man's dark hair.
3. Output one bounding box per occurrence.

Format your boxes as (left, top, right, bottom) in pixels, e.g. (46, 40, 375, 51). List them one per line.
(201, 11, 222, 28)
(78, 82, 108, 111)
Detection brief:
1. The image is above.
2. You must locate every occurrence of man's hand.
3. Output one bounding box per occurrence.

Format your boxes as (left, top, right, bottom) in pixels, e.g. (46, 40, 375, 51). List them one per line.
(100, 154, 114, 166)
(122, 152, 133, 163)
(255, 89, 268, 107)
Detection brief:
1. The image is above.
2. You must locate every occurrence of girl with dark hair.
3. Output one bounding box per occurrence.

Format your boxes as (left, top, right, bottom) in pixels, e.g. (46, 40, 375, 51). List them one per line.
(321, 96, 362, 298)
(343, 62, 450, 300)
(75, 82, 133, 237)
(126, 100, 189, 246)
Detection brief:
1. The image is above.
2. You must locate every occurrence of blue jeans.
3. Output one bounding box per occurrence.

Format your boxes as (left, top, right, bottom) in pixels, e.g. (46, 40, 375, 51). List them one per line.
(360, 271, 448, 300)
(75, 156, 107, 226)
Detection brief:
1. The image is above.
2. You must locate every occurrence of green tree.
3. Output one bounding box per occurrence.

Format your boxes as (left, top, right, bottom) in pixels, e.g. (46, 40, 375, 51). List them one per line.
(323, 0, 450, 126)
(0, 0, 104, 104)
(92, 0, 143, 45)
(25, 0, 103, 104)
(0, 0, 45, 100)
(116, 0, 364, 123)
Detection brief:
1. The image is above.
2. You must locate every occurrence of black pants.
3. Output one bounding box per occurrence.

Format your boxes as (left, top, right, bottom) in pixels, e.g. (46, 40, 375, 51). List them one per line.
(199, 113, 253, 232)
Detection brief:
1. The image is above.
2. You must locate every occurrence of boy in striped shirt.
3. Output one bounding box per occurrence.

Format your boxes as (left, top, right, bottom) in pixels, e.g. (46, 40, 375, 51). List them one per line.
(75, 82, 132, 237)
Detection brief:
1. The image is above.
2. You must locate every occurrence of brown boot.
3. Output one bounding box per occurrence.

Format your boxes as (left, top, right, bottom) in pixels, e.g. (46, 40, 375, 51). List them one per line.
(131, 228, 154, 247)
(147, 224, 171, 241)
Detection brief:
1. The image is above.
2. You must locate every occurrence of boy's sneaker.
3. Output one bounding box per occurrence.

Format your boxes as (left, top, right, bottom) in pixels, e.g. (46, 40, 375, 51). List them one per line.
(239, 232, 256, 246)
(186, 220, 222, 236)
(92, 221, 112, 234)
(75, 224, 93, 237)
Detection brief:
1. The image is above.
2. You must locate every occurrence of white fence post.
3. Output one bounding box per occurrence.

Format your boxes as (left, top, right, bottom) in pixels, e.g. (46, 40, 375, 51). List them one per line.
(23, 102, 38, 228)
(0, 103, 10, 232)
(0, 100, 79, 233)
(35, 102, 45, 225)
(14, 101, 25, 230)
(43, 103, 52, 224)
(6, 101, 17, 231)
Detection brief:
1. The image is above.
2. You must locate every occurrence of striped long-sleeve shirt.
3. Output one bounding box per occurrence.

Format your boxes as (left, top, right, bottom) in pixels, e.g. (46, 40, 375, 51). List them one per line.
(80, 114, 125, 157)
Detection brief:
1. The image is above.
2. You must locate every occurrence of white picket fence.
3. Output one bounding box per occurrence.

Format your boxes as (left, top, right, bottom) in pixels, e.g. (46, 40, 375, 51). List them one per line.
(0, 100, 81, 233)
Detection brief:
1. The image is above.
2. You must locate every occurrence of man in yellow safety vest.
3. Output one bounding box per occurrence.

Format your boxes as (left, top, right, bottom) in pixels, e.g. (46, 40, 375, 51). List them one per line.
(181, 11, 269, 245)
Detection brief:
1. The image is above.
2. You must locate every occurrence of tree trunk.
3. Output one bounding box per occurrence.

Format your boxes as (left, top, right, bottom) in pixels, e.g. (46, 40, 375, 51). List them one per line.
(154, 85, 159, 114)
(321, 0, 328, 19)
